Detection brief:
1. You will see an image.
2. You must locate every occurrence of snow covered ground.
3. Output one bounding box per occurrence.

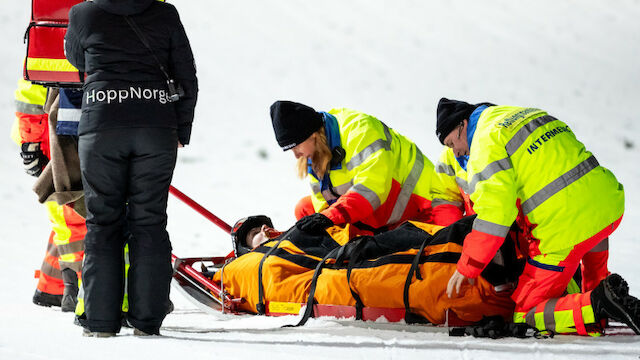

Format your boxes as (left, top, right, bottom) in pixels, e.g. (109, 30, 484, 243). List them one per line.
(1, 0, 640, 358)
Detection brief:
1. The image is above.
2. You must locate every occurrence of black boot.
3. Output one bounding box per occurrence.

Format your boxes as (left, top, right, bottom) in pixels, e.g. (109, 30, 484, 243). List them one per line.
(32, 289, 62, 307)
(591, 273, 640, 334)
(61, 268, 79, 313)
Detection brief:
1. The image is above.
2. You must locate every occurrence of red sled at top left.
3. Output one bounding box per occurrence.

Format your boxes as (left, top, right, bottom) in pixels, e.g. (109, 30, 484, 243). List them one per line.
(24, 0, 85, 87)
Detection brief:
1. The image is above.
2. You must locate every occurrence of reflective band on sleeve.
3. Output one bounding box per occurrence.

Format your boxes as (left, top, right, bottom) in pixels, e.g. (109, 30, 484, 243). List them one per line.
(346, 123, 392, 171)
(321, 189, 338, 202)
(456, 177, 470, 194)
(521, 156, 599, 215)
(387, 148, 425, 224)
(505, 115, 558, 156)
(543, 298, 559, 333)
(15, 100, 45, 115)
(431, 198, 463, 208)
(57, 108, 81, 123)
(434, 161, 455, 176)
(333, 181, 353, 196)
(468, 157, 512, 194)
(351, 183, 381, 210)
(472, 218, 510, 238)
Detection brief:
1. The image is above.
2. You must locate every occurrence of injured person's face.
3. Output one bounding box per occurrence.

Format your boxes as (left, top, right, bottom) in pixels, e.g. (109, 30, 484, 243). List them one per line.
(246, 224, 271, 249)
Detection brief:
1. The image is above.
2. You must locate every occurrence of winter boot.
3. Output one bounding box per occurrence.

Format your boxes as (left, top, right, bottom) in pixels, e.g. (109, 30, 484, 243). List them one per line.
(82, 328, 116, 338)
(32, 289, 62, 307)
(61, 268, 79, 312)
(591, 273, 640, 334)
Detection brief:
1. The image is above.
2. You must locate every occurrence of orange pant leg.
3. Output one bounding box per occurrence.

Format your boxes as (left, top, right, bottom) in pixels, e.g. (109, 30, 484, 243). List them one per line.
(294, 196, 315, 220)
(36, 231, 64, 295)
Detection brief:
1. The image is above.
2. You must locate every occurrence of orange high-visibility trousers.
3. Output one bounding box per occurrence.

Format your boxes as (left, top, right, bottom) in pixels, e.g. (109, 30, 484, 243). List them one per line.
(513, 217, 621, 335)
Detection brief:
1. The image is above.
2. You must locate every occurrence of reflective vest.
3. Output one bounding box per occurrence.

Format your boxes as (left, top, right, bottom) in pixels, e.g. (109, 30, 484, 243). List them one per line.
(310, 108, 434, 229)
(430, 146, 475, 226)
(458, 106, 625, 278)
(13, 79, 50, 157)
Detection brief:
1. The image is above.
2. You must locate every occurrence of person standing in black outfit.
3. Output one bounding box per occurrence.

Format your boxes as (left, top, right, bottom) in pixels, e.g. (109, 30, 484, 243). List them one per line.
(65, 0, 197, 337)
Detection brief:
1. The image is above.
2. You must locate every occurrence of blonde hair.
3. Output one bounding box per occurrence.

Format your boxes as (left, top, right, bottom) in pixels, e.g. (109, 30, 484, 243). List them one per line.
(296, 128, 332, 179)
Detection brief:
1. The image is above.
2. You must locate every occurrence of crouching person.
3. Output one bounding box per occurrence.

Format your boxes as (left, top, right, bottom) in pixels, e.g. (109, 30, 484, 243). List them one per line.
(436, 98, 639, 336)
(216, 215, 520, 326)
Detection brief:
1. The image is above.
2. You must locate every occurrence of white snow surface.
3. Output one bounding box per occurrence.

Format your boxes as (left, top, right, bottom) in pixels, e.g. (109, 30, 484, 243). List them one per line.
(2, 0, 640, 358)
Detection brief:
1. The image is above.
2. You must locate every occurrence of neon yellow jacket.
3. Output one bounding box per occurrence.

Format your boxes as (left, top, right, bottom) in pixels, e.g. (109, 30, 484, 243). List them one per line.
(459, 106, 624, 278)
(311, 108, 435, 229)
(430, 146, 475, 225)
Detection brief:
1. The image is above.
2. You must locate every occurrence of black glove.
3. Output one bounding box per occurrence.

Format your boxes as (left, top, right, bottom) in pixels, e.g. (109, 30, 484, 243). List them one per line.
(295, 213, 334, 235)
(449, 316, 532, 339)
(20, 142, 48, 177)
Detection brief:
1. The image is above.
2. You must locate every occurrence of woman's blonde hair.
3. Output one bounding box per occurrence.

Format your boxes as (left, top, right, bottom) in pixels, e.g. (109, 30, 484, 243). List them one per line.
(296, 127, 332, 179)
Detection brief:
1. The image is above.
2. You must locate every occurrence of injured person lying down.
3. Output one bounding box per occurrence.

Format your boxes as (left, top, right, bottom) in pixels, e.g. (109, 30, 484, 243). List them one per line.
(214, 215, 640, 336)
(217, 215, 521, 326)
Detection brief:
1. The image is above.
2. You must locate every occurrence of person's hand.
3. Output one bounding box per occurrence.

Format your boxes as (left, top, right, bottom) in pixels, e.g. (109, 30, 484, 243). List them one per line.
(447, 269, 475, 298)
(178, 142, 184, 148)
(20, 142, 48, 177)
(295, 213, 334, 235)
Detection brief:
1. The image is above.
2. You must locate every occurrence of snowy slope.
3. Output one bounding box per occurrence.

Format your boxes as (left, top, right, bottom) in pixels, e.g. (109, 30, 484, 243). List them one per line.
(1, 1, 640, 358)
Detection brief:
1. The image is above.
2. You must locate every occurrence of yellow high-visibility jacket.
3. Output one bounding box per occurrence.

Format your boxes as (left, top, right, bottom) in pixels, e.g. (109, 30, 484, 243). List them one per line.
(430, 147, 475, 226)
(458, 106, 624, 278)
(311, 108, 435, 230)
(12, 79, 49, 153)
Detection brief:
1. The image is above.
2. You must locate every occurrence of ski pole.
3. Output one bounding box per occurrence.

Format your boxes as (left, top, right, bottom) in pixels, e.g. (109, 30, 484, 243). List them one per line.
(169, 185, 232, 234)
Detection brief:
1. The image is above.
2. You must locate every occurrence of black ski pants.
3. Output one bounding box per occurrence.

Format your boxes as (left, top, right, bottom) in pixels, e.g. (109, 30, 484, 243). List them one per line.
(79, 127, 177, 334)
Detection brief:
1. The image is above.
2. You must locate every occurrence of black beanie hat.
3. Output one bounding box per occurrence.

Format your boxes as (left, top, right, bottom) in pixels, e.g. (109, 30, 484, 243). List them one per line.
(270, 101, 324, 151)
(436, 98, 476, 145)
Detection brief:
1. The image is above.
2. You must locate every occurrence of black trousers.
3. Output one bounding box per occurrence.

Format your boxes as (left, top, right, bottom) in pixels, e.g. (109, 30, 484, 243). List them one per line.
(79, 127, 177, 334)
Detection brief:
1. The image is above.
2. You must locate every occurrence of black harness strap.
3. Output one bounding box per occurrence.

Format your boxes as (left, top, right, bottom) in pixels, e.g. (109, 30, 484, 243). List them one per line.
(285, 246, 342, 327)
(402, 236, 432, 324)
(342, 239, 369, 320)
(256, 228, 295, 315)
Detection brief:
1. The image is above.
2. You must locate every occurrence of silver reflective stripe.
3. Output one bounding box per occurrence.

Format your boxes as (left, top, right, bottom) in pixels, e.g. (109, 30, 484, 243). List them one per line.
(434, 161, 455, 176)
(15, 100, 44, 115)
(431, 198, 463, 209)
(310, 182, 321, 194)
(455, 177, 470, 194)
(468, 158, 512, 194)
(56, 241, 85, 256)
(59, 261, 82, 272)
(525, 308, 536, 328)
(387, 148, 425, 224)
(57, 108, 82, 123)
(543, 298, 559, 333)
(40, 260, 62, 279)
(333, 181, 353, 196)
(351, 183, 381, 210)
(521, 156, 599, 215)
(505, 115, 558, 156)
(589, 237, 609, 253)
(346, 123, 392, 171)
(472, 218, 510, 238)
(321, 189, 338, 202)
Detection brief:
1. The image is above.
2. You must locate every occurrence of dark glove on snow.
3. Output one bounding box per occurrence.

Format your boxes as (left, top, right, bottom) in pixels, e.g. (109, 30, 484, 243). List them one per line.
(295, 213, 334, 235)
(20, 142, 48, 177)
(449, 316, 531, 339)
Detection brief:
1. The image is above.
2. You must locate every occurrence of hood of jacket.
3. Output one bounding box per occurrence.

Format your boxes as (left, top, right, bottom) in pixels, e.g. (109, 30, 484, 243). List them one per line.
(93, 0, 156, 16)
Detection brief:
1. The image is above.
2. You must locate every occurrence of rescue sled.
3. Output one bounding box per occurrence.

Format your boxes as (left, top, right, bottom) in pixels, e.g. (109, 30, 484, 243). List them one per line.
(168, 185, 479, 326)
(167, 186, 638, 337)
